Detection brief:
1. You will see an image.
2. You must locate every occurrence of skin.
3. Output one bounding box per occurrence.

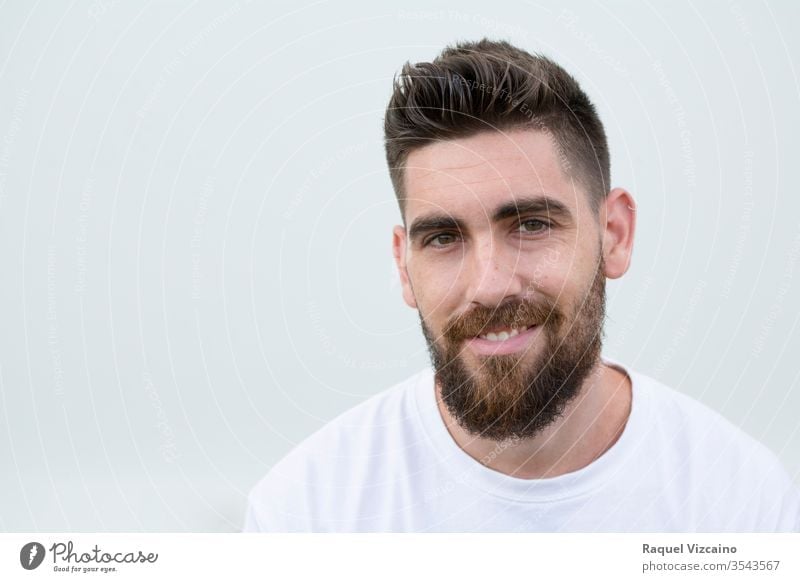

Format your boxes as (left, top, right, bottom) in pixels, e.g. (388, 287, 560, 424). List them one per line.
(392, 128, 637, 478)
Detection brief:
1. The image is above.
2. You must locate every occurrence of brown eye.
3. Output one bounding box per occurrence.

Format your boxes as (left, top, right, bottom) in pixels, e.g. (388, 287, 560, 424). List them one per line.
(427, 233, 459, 247)
(519, 219, 548, 233)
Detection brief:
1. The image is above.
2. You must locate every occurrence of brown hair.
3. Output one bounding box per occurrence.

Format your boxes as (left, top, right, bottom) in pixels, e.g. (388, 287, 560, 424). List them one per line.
(383, 38, 610, 218)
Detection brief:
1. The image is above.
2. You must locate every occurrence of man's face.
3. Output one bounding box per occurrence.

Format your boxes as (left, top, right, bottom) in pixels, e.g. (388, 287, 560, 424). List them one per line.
(393, 129, 608, 441)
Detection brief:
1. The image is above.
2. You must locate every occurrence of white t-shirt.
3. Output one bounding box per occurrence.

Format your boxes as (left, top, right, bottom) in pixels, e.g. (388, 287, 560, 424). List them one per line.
(243, 356, 800, 532)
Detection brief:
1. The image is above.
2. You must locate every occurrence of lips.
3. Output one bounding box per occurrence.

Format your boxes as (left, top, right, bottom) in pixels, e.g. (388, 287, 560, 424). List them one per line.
(477, 325, 534, 342)
(466, 324, 541, 356)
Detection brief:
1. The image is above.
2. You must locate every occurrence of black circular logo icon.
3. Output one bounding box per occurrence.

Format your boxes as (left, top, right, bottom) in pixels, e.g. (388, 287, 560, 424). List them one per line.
(20, 542, 46, 570)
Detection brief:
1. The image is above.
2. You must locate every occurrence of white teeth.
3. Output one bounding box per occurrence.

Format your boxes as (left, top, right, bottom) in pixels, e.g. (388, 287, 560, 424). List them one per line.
(479, 326, 530, 341)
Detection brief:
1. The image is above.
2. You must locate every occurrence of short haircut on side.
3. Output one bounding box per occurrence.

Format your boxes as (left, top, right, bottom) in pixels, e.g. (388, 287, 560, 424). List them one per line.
(383, 38, 610, 218)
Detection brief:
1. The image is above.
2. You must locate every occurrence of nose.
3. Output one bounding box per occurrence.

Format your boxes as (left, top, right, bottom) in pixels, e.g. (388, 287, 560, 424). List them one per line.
(464, 235, 525, 307)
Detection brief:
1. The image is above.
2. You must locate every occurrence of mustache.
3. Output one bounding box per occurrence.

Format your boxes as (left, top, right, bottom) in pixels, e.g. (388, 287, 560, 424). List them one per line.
(442, 296, 563, 342)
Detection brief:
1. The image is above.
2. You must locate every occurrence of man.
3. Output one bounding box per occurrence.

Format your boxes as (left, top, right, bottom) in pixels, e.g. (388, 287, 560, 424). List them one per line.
(244, 39, 799, 532)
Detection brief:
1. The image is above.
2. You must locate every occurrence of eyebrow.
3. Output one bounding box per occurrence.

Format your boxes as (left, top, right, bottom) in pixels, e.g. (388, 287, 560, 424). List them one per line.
(407, 195, 574, 242)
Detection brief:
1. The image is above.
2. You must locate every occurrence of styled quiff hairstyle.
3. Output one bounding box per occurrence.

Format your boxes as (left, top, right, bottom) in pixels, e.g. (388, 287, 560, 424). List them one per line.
(383, 38, 610, 218)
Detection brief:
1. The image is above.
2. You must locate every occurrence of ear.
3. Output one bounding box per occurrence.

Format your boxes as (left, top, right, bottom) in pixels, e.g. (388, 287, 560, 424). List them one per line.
(392, 225, 418, 309)
(601, 188, 636, 279)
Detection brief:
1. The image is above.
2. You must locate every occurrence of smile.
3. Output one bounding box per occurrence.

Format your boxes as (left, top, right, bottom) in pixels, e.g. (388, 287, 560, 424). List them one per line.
(467, 325, 541, 356)
(478, 325, 532, 341)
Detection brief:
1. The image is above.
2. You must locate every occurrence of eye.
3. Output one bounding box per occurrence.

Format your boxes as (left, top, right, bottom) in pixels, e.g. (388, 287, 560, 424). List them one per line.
(425, 232, 460, 248)
(518, 219, 550, 234)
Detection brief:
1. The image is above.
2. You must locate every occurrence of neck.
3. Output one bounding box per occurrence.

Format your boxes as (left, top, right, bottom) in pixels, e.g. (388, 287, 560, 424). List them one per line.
(435, 359, 632, 479)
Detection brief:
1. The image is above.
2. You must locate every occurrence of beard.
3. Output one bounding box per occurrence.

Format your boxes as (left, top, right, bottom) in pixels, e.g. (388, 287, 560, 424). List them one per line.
(420, 257, 606, 442)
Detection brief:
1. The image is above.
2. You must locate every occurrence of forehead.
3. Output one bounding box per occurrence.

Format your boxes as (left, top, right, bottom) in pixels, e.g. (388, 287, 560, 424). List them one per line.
(403, 129, 583, 221)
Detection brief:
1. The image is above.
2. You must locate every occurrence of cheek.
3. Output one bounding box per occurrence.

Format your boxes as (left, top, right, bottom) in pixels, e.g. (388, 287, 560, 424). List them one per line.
(524, 256, 562, 293)
(522, 249, 583, 300)
(408, 258, 465, 325)
(530, 255, 596, 317)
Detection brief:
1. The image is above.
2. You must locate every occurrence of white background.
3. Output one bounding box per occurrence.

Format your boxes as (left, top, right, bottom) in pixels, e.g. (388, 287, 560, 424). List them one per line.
(0, 0, 798, 531)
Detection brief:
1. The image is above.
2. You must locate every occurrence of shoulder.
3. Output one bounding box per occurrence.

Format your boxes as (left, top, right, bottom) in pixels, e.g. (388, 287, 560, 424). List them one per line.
(632, 367, 800, 530)
(638, 369, 779, 467)
(243, 368, 427, 531)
